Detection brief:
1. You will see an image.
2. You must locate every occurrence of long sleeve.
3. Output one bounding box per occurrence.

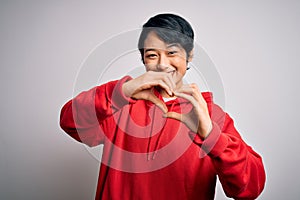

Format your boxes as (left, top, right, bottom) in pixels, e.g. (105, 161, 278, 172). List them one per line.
(191, 103, 266, 199)
(60, 76, 133, 147)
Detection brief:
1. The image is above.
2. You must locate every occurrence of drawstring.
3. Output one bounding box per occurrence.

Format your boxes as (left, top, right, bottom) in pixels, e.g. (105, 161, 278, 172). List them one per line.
(148, 99, 176, 160)
(147, 104, 157, 161)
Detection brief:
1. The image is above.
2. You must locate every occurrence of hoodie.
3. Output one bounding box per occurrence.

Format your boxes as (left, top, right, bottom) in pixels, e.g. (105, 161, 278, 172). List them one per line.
(60, 76, 266, 200)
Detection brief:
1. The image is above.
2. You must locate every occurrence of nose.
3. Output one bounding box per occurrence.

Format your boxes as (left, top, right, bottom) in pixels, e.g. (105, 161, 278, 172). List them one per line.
(156, 54, 170, 71)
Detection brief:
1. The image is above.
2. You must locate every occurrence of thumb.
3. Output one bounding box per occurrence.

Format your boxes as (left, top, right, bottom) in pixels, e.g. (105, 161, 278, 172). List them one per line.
(132, 90, 168, 113)
(163, 112, 182, 121)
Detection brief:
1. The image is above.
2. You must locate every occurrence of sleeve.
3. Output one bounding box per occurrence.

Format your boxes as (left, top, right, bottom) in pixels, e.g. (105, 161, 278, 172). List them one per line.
(190, 104, 266, 199)
(60, 76, 134, 147)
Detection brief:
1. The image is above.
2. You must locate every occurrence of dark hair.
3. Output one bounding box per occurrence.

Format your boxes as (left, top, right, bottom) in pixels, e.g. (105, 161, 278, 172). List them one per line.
(138, 13, 194, 63)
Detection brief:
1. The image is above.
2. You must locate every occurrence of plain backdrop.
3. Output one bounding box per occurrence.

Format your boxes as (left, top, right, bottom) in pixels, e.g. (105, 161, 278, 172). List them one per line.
(1, 0, 300, 199)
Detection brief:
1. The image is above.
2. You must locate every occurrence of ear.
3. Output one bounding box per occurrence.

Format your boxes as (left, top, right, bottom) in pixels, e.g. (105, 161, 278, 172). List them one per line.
(187, 49, 194, 62)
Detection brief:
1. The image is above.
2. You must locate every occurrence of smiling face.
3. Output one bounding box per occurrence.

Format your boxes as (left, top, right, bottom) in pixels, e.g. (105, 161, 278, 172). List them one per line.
(143, 31, 193, 90)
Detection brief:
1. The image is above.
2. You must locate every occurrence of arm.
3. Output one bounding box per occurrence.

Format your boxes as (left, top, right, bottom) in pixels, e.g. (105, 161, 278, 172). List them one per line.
(60, 76, 133, 147)
(165, 83, 265, 199)
(192, 104, 266, 199)
(60, 70, 177, 146)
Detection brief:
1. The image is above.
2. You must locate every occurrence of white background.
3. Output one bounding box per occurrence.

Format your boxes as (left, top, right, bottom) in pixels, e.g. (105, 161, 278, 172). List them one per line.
(1, 0, 299, 199)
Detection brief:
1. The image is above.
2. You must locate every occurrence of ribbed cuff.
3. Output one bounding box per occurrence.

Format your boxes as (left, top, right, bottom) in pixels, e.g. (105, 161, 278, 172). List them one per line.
(111, 76, 137, 109)
(189, 121, 228, 158)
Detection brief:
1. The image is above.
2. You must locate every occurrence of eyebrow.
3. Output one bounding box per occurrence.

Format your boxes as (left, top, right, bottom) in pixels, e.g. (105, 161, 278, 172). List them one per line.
(144, 48, 156, 53)
(144, 43, 181, 53)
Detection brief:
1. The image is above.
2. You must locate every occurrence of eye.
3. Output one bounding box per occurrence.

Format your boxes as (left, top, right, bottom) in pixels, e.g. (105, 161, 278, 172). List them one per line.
(145, 54, 157, 59)
(168, 51, 178, 56)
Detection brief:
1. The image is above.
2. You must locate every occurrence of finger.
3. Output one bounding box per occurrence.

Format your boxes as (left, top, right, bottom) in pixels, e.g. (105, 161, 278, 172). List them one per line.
(153, 72, 176, 95)
(176, 84, 200, 94)
(147, 93, 168, 113)
(135, 79, 172, 97)
(174, 91, 199, 106)
(164, 73, 176, 92)
(164, 112, 199, 133)
(145, 67, 176, 91)
(176, 84, 204, 102)
(148, 79, 173, 96)
(147, 71, 175, 95)
(176, 85, 193, 94)
(163, 112, 182, 121)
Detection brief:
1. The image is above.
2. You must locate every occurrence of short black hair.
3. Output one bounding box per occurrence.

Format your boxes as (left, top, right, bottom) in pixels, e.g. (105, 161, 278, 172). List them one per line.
(138, 13, 194, 63)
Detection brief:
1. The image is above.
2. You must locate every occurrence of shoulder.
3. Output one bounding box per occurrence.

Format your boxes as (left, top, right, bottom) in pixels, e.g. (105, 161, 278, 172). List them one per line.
(201, 91, 213, 103)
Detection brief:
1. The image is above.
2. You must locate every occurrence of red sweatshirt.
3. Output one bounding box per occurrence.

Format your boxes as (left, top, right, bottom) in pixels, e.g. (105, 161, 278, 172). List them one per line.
(60, 76, 265, 200)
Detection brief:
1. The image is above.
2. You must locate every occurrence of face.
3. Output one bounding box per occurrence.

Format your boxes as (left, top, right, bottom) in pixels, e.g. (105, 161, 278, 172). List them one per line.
(143, 31, 193, 89)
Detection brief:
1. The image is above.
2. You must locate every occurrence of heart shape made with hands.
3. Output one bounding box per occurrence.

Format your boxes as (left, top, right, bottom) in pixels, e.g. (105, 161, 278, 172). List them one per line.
(135, 86, 212, 139)
(122, 76, 212, 138)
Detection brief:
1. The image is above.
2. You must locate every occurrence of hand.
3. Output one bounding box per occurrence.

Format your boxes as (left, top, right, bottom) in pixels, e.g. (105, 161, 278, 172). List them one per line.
(164, 83, 212, 139)
(122, 71, 176, 113)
